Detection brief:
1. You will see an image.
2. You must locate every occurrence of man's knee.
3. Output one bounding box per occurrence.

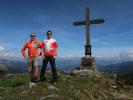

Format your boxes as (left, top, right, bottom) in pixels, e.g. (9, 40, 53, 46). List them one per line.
(33, 57, 39, 66)
(34, 66, 38, 71)
(28, 67, 32, 73)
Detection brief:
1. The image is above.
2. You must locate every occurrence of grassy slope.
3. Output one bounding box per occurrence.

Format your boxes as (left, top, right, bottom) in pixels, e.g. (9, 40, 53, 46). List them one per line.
(0, 73, 133, 100)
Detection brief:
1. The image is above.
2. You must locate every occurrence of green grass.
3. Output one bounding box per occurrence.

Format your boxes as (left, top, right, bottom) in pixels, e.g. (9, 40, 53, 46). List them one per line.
(0, 74, 29, 87)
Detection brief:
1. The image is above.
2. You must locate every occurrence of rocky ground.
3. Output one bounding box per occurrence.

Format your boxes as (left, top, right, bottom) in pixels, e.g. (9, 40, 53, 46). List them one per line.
(0, 72, 133, 100)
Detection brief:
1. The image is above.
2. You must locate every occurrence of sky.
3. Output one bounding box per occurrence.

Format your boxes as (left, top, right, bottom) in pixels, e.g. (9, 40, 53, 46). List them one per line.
(0, 0, 133, 58)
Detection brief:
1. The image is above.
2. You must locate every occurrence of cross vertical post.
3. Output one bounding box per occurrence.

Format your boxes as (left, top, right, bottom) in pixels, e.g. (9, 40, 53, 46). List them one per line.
(85, 7, 91, 57)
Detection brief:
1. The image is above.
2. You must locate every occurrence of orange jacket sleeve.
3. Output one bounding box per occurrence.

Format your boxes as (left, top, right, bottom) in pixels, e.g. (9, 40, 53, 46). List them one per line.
(37, 42, 43, 56)
(21, 43, 28, 57)
(37, 41, 43, 49)
(41, 42, 45, 55)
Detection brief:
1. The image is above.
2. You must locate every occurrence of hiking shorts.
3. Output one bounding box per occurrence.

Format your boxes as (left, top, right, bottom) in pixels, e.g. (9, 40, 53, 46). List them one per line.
(27, 57, 39, 72)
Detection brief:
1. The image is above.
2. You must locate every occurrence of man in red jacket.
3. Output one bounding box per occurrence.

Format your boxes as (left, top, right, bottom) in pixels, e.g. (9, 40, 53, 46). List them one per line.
(21, 33, 42, 83)
(40, 30, 58, 83)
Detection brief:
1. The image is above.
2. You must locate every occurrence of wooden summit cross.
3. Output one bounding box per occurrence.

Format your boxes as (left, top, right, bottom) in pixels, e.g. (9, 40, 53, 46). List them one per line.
(73, 7, 104, 57)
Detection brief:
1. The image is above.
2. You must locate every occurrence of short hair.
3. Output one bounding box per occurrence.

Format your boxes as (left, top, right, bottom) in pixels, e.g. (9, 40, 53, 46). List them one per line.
(47, 30, 52, 35)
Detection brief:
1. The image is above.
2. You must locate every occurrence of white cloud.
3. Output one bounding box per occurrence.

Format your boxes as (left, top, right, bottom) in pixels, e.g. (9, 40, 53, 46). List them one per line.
(118, 49, 133, 60)
(0, 46, 21, 58)
(0, 46, 5, 51)
(59, 54, 82, 58)
(127, 50, 133, 58)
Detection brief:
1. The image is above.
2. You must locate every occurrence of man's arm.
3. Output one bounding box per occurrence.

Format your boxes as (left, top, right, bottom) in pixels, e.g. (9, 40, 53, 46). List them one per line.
(54, 41, 58, 56)
(40, 41, 45, 58)
(38, 42, 43, 56)
(21, 43, 27, 58)
(55, 47, 58, 56)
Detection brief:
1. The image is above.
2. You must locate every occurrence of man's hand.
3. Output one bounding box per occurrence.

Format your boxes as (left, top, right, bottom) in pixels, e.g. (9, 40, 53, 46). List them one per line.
(23, 54, 27, 58)
(42, 55, 45, 59)
(39, 52, 42, 56)
(53, 56, 57, 59)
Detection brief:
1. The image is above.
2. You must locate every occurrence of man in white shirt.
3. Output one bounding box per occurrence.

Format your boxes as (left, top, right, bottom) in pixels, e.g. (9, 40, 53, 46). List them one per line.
(40, 30, 58, 83)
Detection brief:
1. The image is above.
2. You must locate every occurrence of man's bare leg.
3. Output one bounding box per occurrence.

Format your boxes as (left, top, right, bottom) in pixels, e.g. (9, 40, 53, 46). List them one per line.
(33, 66, 38, 82)
(29, 66, 34, 82)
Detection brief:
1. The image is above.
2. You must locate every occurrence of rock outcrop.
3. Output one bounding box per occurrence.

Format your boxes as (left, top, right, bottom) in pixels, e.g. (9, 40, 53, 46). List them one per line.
(0, 63, 8, 78)
(70, 69, 100, 78)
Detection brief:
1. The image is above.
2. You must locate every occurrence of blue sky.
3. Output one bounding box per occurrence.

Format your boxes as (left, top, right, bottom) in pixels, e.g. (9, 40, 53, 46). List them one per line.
(0, 0, 133, 58)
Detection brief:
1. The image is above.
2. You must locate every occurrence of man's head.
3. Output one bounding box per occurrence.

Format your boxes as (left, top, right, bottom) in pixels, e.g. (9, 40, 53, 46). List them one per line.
(30, 32, 36, 41)
(46, 30, 52, 39)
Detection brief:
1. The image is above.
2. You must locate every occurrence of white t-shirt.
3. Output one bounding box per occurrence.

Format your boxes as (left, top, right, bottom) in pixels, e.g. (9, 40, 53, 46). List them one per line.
(42, 38, 58, 56)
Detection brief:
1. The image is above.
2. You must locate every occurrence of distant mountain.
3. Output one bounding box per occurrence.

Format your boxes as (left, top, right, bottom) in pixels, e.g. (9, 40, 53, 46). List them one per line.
(1, 57, 133, 75)
(0, 58, 80, 74)
(0, 59, 27, 74)
(56, 57, 80, 70)
(99, 61, 133, 75)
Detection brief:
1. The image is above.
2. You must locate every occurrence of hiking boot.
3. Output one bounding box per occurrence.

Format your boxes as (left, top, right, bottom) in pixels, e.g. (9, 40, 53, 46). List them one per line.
(50, 79, 57, 84)
(31, 78, 34, 82)
(33, 77, 38, 83)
